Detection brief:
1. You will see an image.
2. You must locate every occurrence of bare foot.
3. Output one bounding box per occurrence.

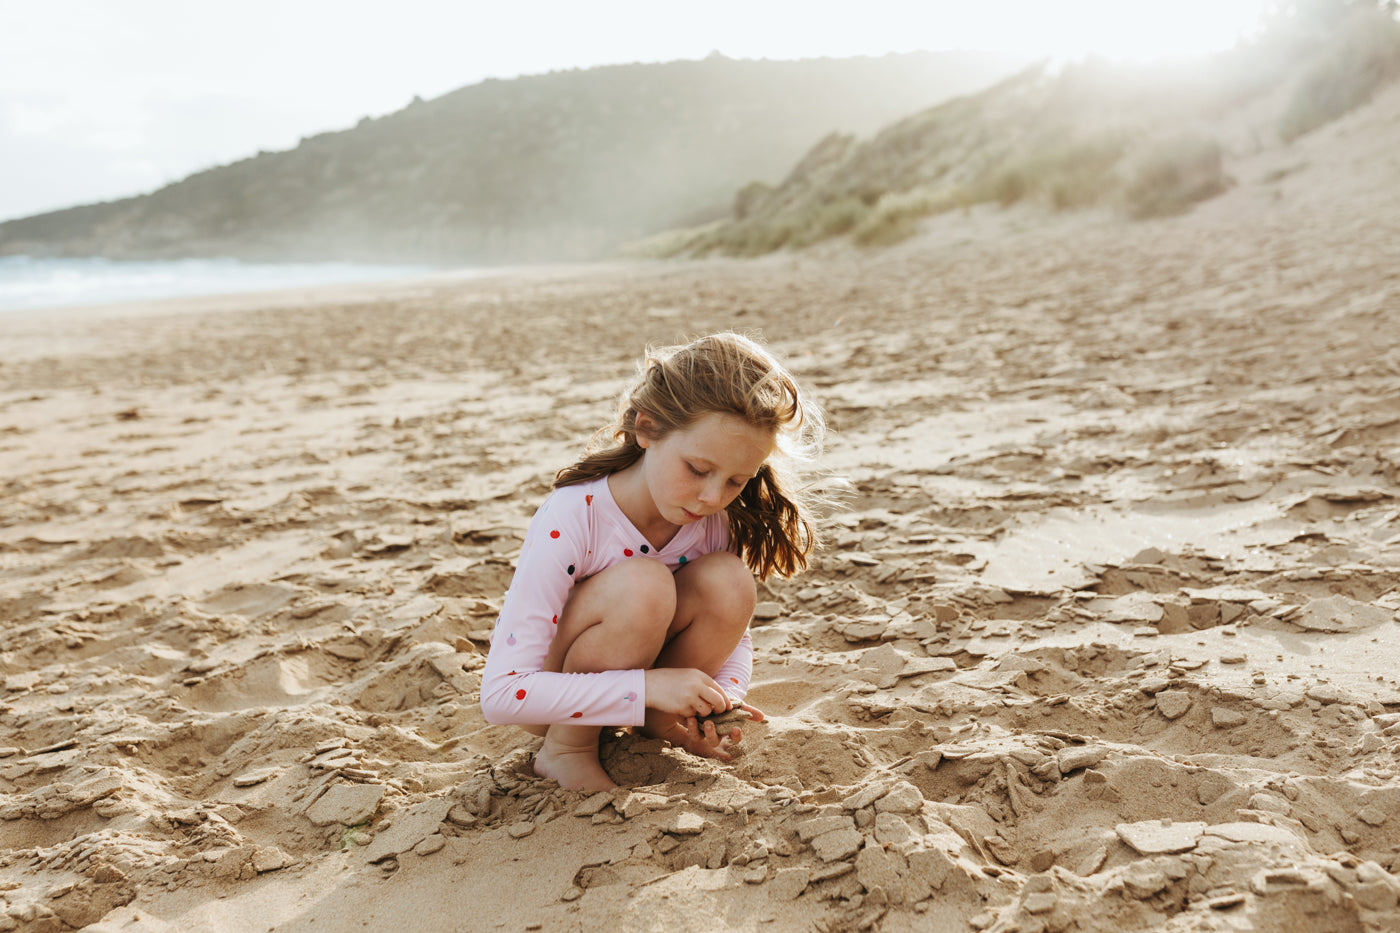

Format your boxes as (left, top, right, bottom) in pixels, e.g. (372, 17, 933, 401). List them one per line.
(533, 728, 617, 791)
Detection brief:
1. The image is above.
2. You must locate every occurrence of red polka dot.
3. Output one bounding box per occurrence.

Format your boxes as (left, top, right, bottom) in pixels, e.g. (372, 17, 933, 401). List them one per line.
(515, 689, 527, 700)
(571, 712, 583, 718)
(550, 530, 560, 539)
(585, 495, 593, 505)
(730, 677, 739, 684)
(623, 548, 633, 557)
(551, 614, 558, 625)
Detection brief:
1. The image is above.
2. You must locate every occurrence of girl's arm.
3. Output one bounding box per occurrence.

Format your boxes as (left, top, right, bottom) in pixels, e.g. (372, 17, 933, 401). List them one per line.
(711, 631, 753, 703)
(479, 489, 647, 727)
(707, 517, 755, 704)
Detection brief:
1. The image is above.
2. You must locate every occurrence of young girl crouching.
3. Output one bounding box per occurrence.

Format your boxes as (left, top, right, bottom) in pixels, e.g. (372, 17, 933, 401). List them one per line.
(480, 332, 825, 791)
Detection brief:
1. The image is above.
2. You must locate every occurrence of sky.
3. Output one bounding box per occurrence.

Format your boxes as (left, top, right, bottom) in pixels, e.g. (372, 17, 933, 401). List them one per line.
(0, 0, 1278, 224)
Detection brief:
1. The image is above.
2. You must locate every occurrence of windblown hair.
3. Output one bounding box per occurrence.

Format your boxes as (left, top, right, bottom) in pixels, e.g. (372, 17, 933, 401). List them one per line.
(554, 333, 825, 580)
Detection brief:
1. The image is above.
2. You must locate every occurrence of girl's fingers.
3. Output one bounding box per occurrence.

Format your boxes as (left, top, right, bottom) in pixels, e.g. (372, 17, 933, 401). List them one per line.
(699, 721, 728, 759)
(663, 711, 750, 761)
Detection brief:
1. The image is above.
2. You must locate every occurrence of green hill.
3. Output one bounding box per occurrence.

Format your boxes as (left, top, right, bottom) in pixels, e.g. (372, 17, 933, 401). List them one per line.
(0, 52, 1028, 265)
(655, 6, 1400, 257)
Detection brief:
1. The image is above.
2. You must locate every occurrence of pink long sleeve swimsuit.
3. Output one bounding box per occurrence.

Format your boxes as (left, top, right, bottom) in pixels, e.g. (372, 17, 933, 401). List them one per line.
(480, 475, 754, 727)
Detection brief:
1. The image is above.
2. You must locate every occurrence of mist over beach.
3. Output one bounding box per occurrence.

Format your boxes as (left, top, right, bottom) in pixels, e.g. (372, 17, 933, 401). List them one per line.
(0, 257, 440, 314)
(2, 3, 1400, 932)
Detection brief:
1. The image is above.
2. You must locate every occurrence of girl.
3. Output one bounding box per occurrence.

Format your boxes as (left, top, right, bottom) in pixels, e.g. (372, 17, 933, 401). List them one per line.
(480, 332, 826, 791)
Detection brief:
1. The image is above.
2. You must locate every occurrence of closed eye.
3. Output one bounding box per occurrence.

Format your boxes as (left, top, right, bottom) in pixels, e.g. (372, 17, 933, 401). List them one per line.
(687, 463, 707, 477)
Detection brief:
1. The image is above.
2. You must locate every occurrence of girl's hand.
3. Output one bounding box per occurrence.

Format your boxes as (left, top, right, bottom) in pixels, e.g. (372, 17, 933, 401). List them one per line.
(640, 697, 767, 763)
(643, 667, 731, 718)
(693, 699, 766, 728)
(643, 710, 745, 761)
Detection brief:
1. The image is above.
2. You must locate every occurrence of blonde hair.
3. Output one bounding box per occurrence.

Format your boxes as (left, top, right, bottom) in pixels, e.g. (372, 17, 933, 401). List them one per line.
(555, 332, 825, 580)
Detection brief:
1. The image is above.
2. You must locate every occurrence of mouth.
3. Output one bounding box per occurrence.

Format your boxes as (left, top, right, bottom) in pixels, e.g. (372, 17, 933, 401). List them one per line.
(681, 508, 701, 521)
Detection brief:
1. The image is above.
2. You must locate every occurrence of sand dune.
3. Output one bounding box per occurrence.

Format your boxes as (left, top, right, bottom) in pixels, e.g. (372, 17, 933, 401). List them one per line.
(2, 88, 1400, 933)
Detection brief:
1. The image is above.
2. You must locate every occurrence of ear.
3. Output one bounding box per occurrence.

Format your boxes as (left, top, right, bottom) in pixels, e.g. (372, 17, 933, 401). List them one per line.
(634, 411, 657, 448)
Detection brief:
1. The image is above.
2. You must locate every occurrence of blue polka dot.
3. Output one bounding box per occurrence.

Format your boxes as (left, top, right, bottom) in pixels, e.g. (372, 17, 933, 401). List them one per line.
(678, 555, 688, 565)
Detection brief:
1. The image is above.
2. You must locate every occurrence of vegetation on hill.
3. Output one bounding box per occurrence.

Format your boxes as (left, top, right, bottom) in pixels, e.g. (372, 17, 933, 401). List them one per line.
(651, 2, 1400, 258)
(1280, 3, 1400, 139)
(0, 52, 1027, 265)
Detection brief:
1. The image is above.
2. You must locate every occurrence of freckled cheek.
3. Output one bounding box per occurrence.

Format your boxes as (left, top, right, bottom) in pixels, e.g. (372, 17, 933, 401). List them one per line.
(662, 469, 692, 499)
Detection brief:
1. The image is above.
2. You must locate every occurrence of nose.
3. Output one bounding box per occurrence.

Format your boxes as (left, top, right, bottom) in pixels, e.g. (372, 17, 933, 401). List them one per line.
(698, 479, 723, 506)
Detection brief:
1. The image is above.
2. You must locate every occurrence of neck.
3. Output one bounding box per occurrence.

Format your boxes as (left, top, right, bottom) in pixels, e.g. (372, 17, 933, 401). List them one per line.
(608, 458, 678, 550)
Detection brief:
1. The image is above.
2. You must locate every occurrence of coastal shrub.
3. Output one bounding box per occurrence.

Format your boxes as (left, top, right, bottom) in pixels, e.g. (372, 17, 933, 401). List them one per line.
(733, 181, 774, 220)
(708, 217, 801, 256)
(616, 220, 723, 259)
(1279, 9, 1400, 140)
(850, 185, 966, 247)
(966, 136, 1127, 211)
(852, 210, 920, 248)
(702, 194, 869, 254)
(986, 169, 1030, 206)
(788, 195, 868, 247)
(1044, 144, 1125, 209)
(1122, 135, 1229, 219)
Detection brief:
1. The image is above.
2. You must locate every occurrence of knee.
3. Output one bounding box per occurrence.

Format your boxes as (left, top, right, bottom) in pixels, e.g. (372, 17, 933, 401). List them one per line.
(552, 558, 676, 673)
(602, 557, 678, 634)
(682, 551, 756, 629)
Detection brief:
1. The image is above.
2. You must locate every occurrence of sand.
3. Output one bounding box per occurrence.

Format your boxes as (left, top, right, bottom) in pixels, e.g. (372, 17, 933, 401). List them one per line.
(3, 90, 1400, 933)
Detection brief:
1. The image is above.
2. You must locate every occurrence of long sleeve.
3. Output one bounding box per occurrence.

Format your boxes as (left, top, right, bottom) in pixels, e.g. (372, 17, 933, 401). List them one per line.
(479, 486, 647, 727)
(712, 632, 754, 703)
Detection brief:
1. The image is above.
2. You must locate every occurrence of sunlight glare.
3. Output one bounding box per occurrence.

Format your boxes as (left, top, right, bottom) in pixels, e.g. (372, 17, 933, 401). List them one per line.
(941, 0, 1274, 63)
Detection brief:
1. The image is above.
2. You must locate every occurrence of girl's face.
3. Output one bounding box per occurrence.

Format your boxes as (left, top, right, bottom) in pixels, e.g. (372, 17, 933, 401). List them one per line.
(637, 411, 775, 526)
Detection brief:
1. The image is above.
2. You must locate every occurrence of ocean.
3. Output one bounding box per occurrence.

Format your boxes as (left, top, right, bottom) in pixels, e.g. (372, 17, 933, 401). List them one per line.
(0, 255, 441, 313)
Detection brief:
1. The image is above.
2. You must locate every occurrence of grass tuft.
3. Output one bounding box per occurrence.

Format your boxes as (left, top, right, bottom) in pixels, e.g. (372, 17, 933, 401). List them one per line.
(851, 186, 968, 247)
(967, 136, 1127, 210)
(1122, 136, 1229, 219)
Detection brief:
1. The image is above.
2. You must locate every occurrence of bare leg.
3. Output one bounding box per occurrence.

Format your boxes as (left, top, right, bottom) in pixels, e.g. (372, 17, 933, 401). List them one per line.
(643, 551, 758, 759)
(532, 558, 676, 791)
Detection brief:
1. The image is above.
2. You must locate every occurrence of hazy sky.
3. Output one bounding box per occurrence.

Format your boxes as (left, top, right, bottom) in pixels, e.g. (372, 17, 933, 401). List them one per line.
(0, 0, 1276, 223)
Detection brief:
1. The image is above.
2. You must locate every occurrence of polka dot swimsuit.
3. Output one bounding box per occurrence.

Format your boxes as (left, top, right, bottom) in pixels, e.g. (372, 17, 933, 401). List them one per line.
(479, 475, 753, 727)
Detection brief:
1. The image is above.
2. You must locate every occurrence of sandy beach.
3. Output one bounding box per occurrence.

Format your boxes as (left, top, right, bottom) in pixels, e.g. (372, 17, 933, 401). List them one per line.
(3, 88, 1400, 933)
